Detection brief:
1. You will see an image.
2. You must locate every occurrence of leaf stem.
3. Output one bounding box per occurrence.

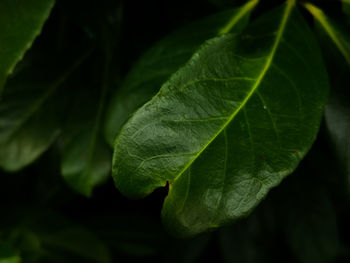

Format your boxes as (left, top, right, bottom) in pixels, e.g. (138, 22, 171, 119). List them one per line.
(218, 0, 259, 35)
(303, 2, 350, 64)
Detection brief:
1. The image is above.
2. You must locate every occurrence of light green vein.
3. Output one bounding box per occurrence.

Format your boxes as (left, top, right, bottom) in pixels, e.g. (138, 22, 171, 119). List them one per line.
(172, 0, 295, 184)
(303, 2, 350, 64)
(256, 90, 280, 144)
(218, 0, 259, 35)
(178, 76, 256, 92)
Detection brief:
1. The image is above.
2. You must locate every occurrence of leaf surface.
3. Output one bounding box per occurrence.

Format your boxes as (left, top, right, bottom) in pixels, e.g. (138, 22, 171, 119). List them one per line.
(0, 0, 54, 96)
(104, 0, 258, 145)
(113, 0, 329, 237)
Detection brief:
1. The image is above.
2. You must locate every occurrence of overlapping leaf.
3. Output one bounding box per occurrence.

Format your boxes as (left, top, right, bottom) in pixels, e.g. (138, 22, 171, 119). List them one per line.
(0, 0, 54, 96)
(104, 0, 258, 146)
(112, 0, 329, 237)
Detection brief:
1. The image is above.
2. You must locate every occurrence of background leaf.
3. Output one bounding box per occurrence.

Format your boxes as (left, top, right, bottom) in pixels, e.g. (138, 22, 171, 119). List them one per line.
(0, 0, 54, 96)
(3, 210, 111, 263)
(113, 1, 329, 237)
(0, 54, 84, 171)
(305, 3, 350, 194)
(61, 86, 111, 196)
(0, 243, 21, 263)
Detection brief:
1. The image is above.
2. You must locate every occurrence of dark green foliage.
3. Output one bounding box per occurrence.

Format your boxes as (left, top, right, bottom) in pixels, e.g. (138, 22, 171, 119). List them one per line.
(0, 0, 349, 262)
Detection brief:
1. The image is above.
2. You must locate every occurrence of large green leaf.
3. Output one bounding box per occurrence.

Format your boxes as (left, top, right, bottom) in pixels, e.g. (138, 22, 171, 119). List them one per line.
(304, 3, 350, 190)
(0, 56, 84, 171)
(104, 0, 258, 146)
(113, 0, 328, 237)
(0, 0, 54, 96)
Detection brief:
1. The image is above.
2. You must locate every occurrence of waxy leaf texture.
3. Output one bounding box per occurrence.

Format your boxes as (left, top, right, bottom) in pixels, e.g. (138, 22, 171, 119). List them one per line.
(113, 0, 329, 237)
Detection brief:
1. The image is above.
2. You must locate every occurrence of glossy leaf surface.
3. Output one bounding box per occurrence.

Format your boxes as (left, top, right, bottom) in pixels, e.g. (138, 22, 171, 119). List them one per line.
(0, 0, 54, 96)
(104, 0, 258, 145)
(113, 1, 329, 237)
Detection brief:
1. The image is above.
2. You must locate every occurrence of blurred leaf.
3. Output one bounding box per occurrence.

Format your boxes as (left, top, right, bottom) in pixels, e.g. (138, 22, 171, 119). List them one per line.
(61, 87, 111, 197)
(0, 0, 55, 96)
(282, 177, 340, 263)
(0, 55, 86, 171)
(104, 0, 258, 146)
(6, 210, 111, 263)
(112, 1, 328, 237)
(304, 3, 350, 63)
(342, 0, 350, 23)
(0, 243, 21, 263)
(305, 3, 350, 191)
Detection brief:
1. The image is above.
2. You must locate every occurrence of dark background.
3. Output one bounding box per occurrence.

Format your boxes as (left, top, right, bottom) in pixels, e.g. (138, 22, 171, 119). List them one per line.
(1, 0, 349, 262)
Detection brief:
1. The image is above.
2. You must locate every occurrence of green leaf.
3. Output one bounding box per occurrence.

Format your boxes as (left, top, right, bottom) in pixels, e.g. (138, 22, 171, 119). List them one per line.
(305, 3, 350, 191)
(0, 0, 55, 97)
(112, 0, 329, 237)
(0, 243, 21, 263)
(304, 2, 350, 64)
(104, 0, 258, 146)
(0, 53, 86, 172)
(61, 87, 111, 197)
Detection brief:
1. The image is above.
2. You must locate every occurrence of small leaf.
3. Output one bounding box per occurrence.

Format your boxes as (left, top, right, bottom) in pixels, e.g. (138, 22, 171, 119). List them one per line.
(0, 0, 54, 96)
(104, 0, 258, 146)
(113, 0, 329, 237)
(61, 87, 111, 197)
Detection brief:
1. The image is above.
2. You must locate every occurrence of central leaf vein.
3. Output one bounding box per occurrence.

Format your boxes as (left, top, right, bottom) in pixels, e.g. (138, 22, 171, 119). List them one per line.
(171, 0, 295, 184)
